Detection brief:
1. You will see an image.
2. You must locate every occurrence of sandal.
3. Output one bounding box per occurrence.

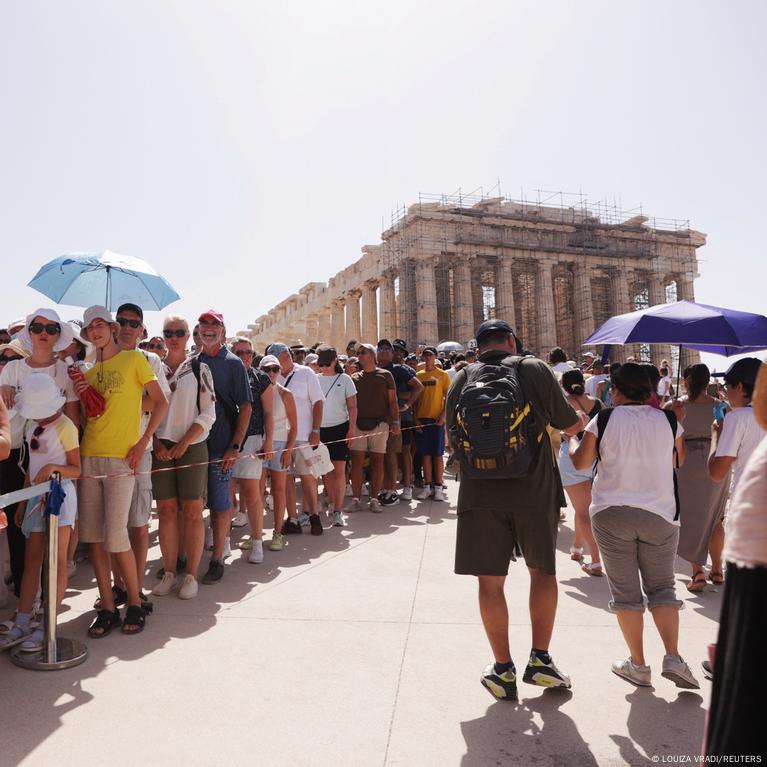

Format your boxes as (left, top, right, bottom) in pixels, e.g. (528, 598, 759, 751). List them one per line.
(139, 592, 154, 614)
(581, 561, 603, 576)
(570, 546, 584, 562)
(19, 628, 45, 653)
(122, 604, 146, 635)
(93, 585, 128, 611)
(0, 623, 32, 651)
(709, 570, 724, 585)
(686, 571, 707, 593)
(88, 609, 122, 639)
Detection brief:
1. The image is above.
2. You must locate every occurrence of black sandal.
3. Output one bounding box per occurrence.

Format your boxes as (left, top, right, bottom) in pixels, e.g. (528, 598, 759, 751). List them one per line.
(122, 605, 146, 635)
(88, 609, 122, 639)
(139, 592, 154, 614)
(93, 585, 128, 610)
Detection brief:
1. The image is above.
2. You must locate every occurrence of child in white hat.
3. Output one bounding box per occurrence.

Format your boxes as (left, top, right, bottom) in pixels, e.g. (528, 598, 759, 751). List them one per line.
(0, 373, 81, 653)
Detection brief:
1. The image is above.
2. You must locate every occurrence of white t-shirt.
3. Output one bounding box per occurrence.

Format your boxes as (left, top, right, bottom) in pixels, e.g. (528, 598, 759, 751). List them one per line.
(551, 362, 573, 375)
(657, 376, 672, 398)
(157, 357, 217, 444)
(584, 373, 607, 397)
(714, 406, 766, 495)
(278, 364, 323, 442)
(0, 359, 79, 448)
(318, 372, 356, 428)
(723, 437, 767, 568)
(586, 405, 683, 524)
(139, 351, 172, 452)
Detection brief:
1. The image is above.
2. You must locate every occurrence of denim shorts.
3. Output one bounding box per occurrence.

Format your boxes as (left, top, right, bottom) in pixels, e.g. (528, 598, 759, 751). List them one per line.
(263, 440, 288, 473)
(415, 418, 445, 457)
(207, 457, 234, 513)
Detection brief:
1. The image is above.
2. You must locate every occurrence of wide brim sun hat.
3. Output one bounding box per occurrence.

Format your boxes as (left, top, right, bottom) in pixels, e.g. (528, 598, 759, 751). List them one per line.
(18, 308, 73, 353)
(16, 372, 66, 420)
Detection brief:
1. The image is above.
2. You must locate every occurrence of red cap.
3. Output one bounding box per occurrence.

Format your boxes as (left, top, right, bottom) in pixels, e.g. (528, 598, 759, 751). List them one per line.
(198, 310, 225, 324)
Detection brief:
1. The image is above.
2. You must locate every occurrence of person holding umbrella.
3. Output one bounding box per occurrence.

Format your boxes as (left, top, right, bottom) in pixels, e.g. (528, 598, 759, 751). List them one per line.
(77, 306, 168, 637)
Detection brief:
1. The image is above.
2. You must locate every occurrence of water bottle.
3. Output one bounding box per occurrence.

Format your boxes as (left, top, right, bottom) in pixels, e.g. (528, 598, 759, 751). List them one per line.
(713, 401, 726, 424)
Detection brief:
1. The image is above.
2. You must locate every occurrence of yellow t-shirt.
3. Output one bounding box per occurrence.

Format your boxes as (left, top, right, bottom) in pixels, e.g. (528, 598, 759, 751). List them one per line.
(415, 367, 451, 420)
(81, 350, 157, 458)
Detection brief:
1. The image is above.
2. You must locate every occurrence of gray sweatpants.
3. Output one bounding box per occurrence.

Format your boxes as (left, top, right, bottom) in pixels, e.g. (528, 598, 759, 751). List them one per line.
(591, 505, 683, 613)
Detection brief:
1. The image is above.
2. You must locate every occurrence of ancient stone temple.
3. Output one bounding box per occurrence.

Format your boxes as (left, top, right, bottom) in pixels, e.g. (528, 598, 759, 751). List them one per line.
(242, 192, 705, 368)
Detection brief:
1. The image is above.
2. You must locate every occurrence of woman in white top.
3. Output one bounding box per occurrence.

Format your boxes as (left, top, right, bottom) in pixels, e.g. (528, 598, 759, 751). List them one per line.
(259, 355, 297, 552)
(151, 316, 216, 599)
(570, 363, 699, 690)
(316, 345, 357, 527)
(0, 308, 79, 599)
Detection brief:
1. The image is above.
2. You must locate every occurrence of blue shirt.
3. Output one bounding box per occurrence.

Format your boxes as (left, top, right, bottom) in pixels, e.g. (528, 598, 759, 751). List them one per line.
(198, 347, 253, 456)
(383, 362, 416, 422)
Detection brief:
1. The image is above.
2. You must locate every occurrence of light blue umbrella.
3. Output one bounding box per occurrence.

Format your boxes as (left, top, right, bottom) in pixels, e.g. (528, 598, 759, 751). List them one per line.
(28, 250, 180, 311)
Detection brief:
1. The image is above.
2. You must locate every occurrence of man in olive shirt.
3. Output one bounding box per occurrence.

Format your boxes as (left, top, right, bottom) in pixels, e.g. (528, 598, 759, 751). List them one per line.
(446, 320, 587, 701)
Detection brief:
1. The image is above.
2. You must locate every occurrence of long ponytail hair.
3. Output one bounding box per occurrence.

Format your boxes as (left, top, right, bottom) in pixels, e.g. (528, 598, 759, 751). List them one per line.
(684, 364, 710, 401)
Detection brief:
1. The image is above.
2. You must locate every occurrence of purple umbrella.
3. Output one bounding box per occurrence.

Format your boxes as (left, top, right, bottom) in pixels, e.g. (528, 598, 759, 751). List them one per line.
(584, 300, 767, 357)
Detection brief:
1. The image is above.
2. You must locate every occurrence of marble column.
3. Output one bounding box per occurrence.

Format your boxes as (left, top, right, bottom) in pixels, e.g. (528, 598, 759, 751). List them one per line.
(573, 262, 595, 353)
(305, 315, 319, 345)
(361, 281, 378, 343)
(330, 300, 345, 350)
(609, 267, 632, 363)
(648, 272, 672, 366)
(494, 258, 516, 329)
(536, 260, 558, 353)
(345, 289, 361, 342)
(398, 260, 416, 347)
(677, 272, 700, 369)
(415, 258, 439, 344)
(453, 261, 475, 344)
(317, 308, 331, 344)
(379, 272, 398, 339)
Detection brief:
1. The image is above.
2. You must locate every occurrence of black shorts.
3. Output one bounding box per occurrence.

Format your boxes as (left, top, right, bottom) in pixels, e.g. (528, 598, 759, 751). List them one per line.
(454, 504, 559, 576)
(320, 422, 350, 462)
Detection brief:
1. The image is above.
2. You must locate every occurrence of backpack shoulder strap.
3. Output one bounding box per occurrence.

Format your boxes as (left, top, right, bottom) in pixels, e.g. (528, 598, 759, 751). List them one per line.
(595, 407, 614, 463)
(660, 408, 682, 521)
(191, 356, 201, 413)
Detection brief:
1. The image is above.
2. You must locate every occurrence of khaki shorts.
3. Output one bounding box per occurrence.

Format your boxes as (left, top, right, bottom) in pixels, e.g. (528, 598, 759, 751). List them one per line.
(79, 456, 136, 553)
(128, 451, 153, 528)
(350, 422, 389, 455)
(152, 440, 209, 502)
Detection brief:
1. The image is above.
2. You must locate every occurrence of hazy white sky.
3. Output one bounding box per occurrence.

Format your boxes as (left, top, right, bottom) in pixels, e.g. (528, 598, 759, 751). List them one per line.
(2, 1, 765, 367)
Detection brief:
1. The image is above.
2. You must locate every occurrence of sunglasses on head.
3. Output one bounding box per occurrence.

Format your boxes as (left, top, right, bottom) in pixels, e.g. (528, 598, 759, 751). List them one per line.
(262, 365, 280, 373)
(116, 317, 142, 329)
(234, 349, 254, 357)
(0, 355, 21, 363)
(163, 329, 187, 339)
(29, 424, 45, 451)
(29, 322, 60, 335)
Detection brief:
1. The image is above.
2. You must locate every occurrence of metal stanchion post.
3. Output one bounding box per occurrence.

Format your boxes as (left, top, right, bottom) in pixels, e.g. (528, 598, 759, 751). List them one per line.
(11, 473, 88, 671)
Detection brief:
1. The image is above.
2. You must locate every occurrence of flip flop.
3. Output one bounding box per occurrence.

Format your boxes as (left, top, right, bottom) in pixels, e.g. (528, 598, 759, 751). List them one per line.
(581, 562, 603, 577)
(709, 571, 724, 585)
(0, 624, 32, 652)
(570, 546, 584, 562)
(686, 571, 707, 593)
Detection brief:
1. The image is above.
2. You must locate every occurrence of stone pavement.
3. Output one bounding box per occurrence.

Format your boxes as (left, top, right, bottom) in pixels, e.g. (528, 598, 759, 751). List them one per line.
(1, 476, 721, 767)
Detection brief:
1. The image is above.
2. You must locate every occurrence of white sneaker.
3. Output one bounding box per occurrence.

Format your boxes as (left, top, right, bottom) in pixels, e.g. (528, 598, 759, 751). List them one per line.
(223, 537, 231, 559)
(369, 498, 383, 513)
(152, 571, 178, 596)
(231, 510, 248, 528)
(248, 541, 264, 564)
(433, 486, 445, 502)
(347, 498, 362, 512)
(298, 511, 311, 527)
(265, 494, 274, 510)
(205, 526, 214, 551)
(178, 574, 199, 600)
(662, 655, 700, 689)
(332, 510, 346, 527)
(401, 486, 413, 501)
(345, 482, 353, 497)
(362, 482, 370, 496)
(67, 561, 77, 579)
(612, 658, 652, 687)
(414, 485, 431, 500)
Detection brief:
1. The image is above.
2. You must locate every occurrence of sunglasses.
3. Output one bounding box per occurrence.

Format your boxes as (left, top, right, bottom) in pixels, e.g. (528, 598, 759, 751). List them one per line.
(234, 349, 254, 357)
(116, 317, 142, 329)
(29, 424, 45, 451)
(0, 355, 22, 363)
(262, 365, 280, 373)
(148, 344, 164, 351)
(163, 329, 187, 339)
(319, 361, 336, 367)
(29, 322, 60, 335)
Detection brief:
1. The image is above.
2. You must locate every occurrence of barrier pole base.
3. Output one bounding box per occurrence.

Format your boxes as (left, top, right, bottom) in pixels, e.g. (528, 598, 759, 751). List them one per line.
(10, 637, 88, 671)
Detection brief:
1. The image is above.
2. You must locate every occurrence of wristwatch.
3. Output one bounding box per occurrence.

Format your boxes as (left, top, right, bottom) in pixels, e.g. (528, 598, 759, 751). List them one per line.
(230, 442, 240, 451)
(311, 428, 321, 434)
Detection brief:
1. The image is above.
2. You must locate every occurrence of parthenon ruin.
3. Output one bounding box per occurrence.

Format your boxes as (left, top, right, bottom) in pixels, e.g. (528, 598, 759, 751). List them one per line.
(241, 191, 706, 369)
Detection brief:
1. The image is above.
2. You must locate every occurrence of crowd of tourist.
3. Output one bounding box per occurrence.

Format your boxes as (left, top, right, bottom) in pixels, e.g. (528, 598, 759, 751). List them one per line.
(0, 303, 764, 756)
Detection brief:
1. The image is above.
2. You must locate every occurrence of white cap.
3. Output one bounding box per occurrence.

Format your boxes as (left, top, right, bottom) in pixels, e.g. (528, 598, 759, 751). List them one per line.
(16, 372, 65, 420)
(81, 305, 117, 342)
(259, 354, 280, 369)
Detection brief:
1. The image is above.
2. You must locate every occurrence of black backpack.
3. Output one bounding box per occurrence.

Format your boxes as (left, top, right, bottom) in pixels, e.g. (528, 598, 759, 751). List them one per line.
(594, 406, 681, 520)
(451, 356, 541, 479)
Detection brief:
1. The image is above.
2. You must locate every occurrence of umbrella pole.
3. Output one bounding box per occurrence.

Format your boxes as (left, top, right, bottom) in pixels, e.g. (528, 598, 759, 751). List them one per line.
(105, 266, 111, 309)
(675, 344, 682, 399)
